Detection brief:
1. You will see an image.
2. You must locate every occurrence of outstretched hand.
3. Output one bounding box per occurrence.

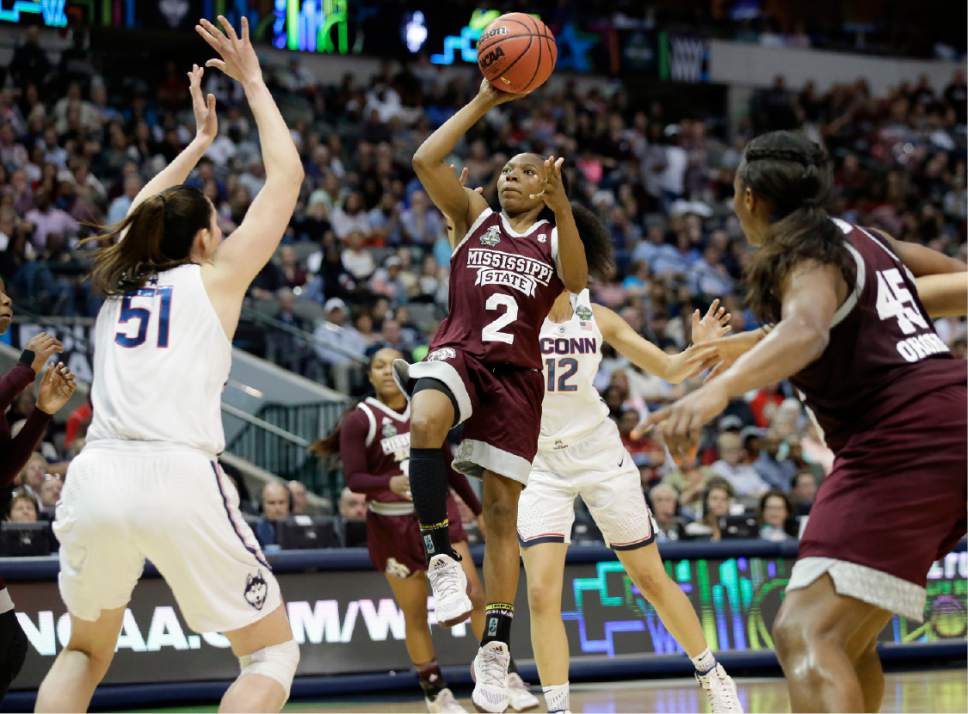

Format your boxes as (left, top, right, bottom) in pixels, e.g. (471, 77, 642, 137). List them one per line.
(691, 298, 731, 344)
(631, 382, 729, 460)
(37, 363, 77, 415)
(532, 155, 568, 213)
(188, 64, 217, 145)
(195, 15, 262, 86)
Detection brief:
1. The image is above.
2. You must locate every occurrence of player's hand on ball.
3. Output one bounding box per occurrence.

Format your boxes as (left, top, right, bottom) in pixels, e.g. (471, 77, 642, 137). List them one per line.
(389, 475, 412, 500)
(477, 78, 526, 107)
(533, 155, 568, 213)
(196, 15, 262, 86)
(188, 64, 217, 146)
(24, 332, 64, 374)
(37, 363, 76, 415)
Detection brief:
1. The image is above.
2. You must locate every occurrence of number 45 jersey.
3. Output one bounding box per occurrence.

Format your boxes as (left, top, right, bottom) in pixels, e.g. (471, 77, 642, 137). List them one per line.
(87, 264, 232, 455)
(430, 208, 564, 369)
(791, 220, 966, 452)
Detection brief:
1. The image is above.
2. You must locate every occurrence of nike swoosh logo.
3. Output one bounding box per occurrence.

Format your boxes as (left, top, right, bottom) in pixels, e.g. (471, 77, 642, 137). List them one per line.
(618, 455, 625, 468)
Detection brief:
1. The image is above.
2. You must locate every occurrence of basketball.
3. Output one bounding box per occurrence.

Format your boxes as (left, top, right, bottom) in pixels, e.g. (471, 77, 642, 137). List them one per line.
(477, 12, 557, 95)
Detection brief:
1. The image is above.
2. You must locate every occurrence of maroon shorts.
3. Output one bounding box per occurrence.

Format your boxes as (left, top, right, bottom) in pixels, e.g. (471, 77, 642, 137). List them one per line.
(366, 496, 467, 577)
(404, 348, 544, 485)
(798, 385, 967, 586)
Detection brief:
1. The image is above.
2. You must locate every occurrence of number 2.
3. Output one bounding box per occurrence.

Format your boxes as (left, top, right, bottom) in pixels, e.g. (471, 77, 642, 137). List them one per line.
(115, 286, 173, 348)
(482, 294, 518, 344)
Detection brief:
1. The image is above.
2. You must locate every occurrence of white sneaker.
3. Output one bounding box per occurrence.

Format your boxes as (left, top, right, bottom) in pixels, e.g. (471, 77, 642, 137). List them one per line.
(427, 687, 467, 713)
(472, 641, 511, 713)
(507, 672, 540, 711)
(695, 663, 743, 713)
(428, 554, 472, 626)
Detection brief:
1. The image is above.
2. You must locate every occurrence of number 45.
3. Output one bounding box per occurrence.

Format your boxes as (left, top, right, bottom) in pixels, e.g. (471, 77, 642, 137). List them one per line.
(875, 268, 927, 335)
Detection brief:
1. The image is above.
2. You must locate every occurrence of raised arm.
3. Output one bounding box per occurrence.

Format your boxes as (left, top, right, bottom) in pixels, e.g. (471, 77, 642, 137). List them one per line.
(641, 262, 843, 455)
(127, 65, 217, 217)
(596, 301, 730, 383)
(915, 272, 968, 317)
(196, 16, 304, 296)
(412, 81, 512, 245)
(870, 228, 966, 276)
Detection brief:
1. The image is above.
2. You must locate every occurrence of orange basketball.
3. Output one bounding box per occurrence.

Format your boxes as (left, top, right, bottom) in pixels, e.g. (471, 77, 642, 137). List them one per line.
(477, 12, 557, 95)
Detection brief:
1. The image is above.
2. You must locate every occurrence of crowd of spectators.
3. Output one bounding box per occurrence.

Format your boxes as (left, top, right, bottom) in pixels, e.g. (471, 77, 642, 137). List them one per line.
(0, 28, 965, 550)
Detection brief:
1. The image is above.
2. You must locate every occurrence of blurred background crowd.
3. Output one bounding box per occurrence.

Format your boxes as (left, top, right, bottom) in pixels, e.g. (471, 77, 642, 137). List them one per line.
(0, 7, 964, 552)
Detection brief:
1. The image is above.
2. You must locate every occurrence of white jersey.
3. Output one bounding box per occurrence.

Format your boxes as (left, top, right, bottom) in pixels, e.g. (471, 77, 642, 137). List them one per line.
(87, 264, 231, 455)
(538, 289, 610, 448)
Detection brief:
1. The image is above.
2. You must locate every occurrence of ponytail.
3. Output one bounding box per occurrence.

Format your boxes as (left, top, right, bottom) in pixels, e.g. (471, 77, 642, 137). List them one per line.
(84, 185, 212, 295)
(739, 132, 856, 322)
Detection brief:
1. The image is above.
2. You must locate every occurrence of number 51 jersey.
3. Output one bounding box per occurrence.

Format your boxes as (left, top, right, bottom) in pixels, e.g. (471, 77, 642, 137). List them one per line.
(87, 263, 232, 455)
(430, 208, 565, 370)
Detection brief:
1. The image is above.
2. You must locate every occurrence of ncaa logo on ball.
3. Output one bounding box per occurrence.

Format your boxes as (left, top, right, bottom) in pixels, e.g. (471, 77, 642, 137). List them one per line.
(479, 46, 505, 69)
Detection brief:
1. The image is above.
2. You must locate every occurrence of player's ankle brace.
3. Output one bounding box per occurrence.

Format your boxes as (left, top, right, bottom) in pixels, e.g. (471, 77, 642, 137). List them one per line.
(238, 639, 299, 697)
(481, 602, 514, 646)
(417, 659, 446, 699)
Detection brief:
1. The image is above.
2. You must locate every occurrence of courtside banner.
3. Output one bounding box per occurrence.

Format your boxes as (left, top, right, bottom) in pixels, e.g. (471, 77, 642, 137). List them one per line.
(7, 542, 966, 689)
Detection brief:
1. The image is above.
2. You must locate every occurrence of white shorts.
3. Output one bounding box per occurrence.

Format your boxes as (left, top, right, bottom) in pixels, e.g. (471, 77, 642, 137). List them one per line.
(517, 420, 655, 551)
(55, 442, 282, 633)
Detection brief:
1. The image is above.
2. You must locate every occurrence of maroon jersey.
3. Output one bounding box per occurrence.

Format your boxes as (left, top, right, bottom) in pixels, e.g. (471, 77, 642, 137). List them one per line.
(340, 397, 483, 512)
(790, 220, 966, 452)
(430, 208, 565, 369)
(340, 398, 411, 504)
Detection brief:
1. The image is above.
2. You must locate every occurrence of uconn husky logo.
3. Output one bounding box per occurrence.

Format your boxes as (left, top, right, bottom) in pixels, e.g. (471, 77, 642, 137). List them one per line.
(244, 571, 268, 611)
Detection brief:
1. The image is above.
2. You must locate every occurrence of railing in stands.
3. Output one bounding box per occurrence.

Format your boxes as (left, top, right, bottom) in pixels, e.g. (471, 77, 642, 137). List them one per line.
(222, 401, 347, 501)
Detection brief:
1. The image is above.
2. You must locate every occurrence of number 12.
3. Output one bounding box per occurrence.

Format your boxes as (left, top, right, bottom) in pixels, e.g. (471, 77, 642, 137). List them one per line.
(115, 286, 173, 348)
(546, 357, 578, 392)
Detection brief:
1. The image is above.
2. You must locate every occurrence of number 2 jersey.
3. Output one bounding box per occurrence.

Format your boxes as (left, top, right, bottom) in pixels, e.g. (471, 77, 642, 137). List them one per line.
(791, 219, 966, 452)
(87, 264, 232, 454)
(429, 208, 565, 369)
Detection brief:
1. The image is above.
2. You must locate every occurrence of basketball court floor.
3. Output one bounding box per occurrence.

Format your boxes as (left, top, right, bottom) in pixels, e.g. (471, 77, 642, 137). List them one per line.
(148, 668, 965, 713)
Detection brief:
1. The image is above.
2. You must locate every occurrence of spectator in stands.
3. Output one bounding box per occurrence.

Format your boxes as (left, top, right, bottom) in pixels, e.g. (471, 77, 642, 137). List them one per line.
(6, 488, 38, 524)
(341, 230, 376, 281)
(710, 431, 768, 500)
(287, 480, 309, 516)
(278, 245, 307, 290)
(338, 487, 367, 522)
(757, 490, 795, 542)
(24, 189, 79, 250)
(254, 480, 290, 549)
(331, 192, 371, 241)
(18, 452, 47, 500)
(684, 477, 734, 541)
(752, 432, 798, 491)
(313, 297, 366, 392)
(400, 190, 443, 245)
(662, 459, 711, 520)
(790, 470, 819, 516)
(105, 174, 142, 226)
(267, 288, 312, 375)
(37, 474, 61, 520)
(649, 483, 686, 542)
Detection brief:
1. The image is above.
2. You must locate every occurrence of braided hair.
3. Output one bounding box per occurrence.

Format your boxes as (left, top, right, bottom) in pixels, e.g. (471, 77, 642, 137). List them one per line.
(738, 131, 856, 322)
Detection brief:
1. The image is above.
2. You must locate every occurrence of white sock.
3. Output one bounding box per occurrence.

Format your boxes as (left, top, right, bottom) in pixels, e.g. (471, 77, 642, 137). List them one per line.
(691, 647, 717, 675)
(543, 683, 570, 713)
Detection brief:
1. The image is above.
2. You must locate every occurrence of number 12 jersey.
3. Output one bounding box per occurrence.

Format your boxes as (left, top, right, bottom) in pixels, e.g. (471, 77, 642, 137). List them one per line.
(429, 208, 565, 369)
(87, 263, 232, 455)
